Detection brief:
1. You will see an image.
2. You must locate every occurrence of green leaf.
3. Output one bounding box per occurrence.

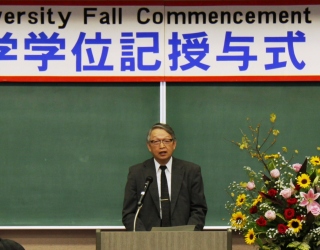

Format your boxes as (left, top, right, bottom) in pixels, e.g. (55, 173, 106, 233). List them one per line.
(287, 241, 311, 250)
(266, 245, 281, 250)
(298, 158, 308, 175)
(306, 212, 315, 227)
(259, 191, 284, 206)
(302, 232, 312, 243)
(255, 237, 263, 247)
(313, 176, 319, 186)
(260, 246, 272, 250)
(276, 212, 286, 222)
(287, 241, 301, 247)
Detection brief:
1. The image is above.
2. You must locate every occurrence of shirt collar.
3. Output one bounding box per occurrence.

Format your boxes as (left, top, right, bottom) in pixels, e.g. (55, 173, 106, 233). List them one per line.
(154, 157, 172, 173)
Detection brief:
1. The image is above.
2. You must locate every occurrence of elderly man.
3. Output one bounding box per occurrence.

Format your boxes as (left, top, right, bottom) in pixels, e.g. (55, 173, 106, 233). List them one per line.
(122, 123, 207, 231)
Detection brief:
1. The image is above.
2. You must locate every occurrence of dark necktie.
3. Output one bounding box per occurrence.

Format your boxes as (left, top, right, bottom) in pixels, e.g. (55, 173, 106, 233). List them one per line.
(160, 165, 171, 227)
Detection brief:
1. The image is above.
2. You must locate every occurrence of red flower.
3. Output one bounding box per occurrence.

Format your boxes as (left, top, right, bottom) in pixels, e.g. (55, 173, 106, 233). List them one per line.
(287, 198, 298, 206)
(250, 206, 258, 214)
(284, 208, 295, 220)
(268, 188, 278, 197)
(256, 216, 267, 226)
(296, 215, 305, 221)
(278, 224, 288, 234)
(295, 184, 301, 191)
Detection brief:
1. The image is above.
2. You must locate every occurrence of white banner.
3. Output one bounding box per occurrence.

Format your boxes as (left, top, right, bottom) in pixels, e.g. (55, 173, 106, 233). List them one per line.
(0, 5, 319, 81)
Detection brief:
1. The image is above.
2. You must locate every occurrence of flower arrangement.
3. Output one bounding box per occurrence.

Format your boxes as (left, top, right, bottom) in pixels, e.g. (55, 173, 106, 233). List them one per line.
(225, 113, 320, 250)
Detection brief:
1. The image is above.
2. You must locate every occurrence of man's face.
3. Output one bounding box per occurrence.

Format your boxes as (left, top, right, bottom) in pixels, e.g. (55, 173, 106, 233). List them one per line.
(147, 128, 176, 165)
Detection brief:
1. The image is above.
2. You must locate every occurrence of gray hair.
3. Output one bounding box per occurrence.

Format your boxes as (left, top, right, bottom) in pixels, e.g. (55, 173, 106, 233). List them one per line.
(146, 123, 176, 142)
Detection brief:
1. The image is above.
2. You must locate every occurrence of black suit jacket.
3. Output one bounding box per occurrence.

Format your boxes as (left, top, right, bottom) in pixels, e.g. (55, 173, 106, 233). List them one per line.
(122, 157, 207, 231)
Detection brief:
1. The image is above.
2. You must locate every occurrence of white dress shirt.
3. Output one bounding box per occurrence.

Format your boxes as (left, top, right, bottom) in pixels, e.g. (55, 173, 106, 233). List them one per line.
(154, 157, 172, 218)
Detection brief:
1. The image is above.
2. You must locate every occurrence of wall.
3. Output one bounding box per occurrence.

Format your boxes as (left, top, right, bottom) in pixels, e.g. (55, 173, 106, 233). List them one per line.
(0, 1, 310, 250)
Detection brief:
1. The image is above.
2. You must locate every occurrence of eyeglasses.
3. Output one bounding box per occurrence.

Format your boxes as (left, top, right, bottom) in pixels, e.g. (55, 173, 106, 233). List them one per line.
(149, 139, 173, 146)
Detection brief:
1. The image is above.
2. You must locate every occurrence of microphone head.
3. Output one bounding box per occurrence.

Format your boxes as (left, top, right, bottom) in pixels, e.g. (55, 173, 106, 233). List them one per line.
(146, 176, 153, 183)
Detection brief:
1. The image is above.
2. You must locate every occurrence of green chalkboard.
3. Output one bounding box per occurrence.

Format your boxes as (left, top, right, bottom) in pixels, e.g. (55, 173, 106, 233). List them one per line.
(0, 83, 159, 226)
(166, 83, 320, 227)
(1, 83, 320, 227)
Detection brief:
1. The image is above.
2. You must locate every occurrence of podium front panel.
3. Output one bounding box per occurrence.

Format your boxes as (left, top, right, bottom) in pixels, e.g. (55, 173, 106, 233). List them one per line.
(97, 231, 232, 250)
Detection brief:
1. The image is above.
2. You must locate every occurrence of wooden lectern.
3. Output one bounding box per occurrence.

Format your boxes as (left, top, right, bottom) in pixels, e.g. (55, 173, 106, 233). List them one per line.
(96, 230, 232, 250)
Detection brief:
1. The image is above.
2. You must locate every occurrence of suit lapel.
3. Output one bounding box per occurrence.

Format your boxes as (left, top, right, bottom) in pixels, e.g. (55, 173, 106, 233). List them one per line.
(170, 157, 185, 215)
(143, 158, 160, 215)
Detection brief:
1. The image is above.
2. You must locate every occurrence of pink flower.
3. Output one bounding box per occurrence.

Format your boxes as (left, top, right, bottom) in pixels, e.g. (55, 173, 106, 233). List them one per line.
(270, 169, 280, 178)
(280, 188, 292, 199)
(246, 181, 255, 190)
(265, 210, 276, 221)
(300, 189, 320, 215)
(292, 163, 302, 172)
(310, 204, 320, 216)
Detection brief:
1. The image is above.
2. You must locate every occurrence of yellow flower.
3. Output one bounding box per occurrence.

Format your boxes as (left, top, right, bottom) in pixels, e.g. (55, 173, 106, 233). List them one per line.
(264, 155, 271, 160)
(310, 156, 320, 166)
(264, 154, 279, 160)
(231, 212, 247, 229)
(317, 147, 320, 151)
(273, 129, 280, 136)
(239, 143, 247, 149)
(239, 182, 247, 188)
(270, 113, 276, 123)
(236, 194, 246, 206)
(252, 194, 262, 206)
(282, 147, 287, 152)
(295, 150, 299, 154)
(297, 173, 311, 188)
(239, 136, 249, 149)
(287, 219, 303, 233)
(250, 152, 258, 158)
(244, 228, 256, 245)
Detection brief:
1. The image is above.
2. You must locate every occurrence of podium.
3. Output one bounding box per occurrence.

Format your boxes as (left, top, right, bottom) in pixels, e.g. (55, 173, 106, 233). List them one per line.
(96, 230, 232, 250)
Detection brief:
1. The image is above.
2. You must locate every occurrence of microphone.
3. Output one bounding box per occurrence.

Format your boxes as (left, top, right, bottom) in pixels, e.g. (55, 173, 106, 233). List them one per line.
(134, 176, 153, 231)
(137, 176, 153, 207)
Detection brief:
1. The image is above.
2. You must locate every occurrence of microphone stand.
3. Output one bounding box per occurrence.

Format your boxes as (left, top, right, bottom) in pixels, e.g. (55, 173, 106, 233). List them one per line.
(133, 176, 153, 232)
(133, 204, 143, 232)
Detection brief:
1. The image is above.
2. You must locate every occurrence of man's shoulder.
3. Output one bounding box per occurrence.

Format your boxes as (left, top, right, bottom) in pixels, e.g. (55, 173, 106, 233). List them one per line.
(129, 158, 154, 170)
(172, 157, 201, 169)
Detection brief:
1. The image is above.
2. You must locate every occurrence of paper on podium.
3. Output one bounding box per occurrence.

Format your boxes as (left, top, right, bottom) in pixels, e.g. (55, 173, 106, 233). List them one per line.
(151, 225, 195, 231)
